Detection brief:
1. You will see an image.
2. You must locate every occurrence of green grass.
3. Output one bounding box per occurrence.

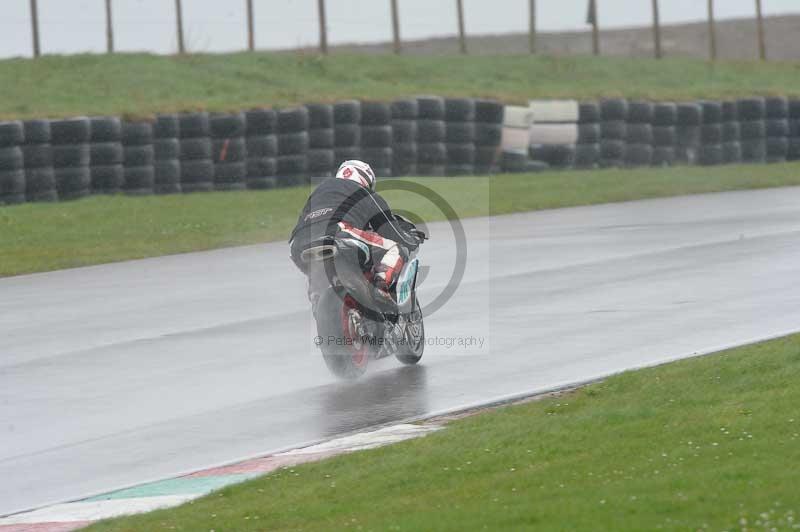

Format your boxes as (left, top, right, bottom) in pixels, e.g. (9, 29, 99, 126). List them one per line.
(3, 53, 800, 120)
(4, 162, 800, 277)
(89, 333, 800, 531)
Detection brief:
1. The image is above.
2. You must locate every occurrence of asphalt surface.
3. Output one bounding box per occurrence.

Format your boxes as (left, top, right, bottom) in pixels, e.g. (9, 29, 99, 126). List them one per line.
(2, 187, 800, 516)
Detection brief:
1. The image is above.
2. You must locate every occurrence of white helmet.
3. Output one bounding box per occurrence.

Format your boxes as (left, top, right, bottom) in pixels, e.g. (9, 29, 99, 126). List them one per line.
(335, 160, 376, 191)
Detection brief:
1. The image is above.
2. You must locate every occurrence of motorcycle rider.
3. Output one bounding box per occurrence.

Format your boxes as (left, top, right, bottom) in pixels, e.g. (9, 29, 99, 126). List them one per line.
(289, 160, 420, 312)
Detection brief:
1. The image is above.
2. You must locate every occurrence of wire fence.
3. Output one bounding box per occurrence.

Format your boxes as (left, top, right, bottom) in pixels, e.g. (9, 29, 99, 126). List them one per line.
(16, 0, 796, 61)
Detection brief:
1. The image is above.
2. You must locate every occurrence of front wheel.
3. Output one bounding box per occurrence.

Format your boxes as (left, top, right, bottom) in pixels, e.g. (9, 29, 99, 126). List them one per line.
(395, 296, 424, 365)
(316, 290, 370, 380)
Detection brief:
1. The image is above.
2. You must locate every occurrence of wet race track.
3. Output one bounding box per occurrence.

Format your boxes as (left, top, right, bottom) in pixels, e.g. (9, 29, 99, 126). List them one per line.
(2, 187, 800, 515)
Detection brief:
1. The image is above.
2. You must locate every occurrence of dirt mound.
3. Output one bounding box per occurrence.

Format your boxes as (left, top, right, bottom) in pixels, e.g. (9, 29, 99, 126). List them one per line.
(324, 15, 800, 61)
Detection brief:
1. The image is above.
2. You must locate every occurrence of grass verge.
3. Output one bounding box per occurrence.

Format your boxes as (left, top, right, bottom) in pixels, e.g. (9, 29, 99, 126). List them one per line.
(3, 53, 800, 120)
(89, 333, 800, 531)
(3, 162, 800, 277)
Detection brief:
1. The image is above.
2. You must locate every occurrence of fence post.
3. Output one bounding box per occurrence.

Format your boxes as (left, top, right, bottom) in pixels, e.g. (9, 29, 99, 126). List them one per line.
(246, 0, 255, 51)
(390, 0, 401, 54)
(651, 0, 662, 59)
(29, 0, 40, 58)
(529, 0, 536, 54)
(175, 0, 185, 54)
(456, 0, 467, 54)
(317, 0, 328, 54)
(707, 0, 716, 61)
(755, 0, 766, 60)
(588, 0, 600, 56)
(105, 0, 115, 53)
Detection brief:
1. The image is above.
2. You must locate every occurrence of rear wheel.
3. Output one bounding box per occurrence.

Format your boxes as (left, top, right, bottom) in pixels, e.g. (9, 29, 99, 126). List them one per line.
(395, 297, 425, 365)
(316, 290, 370, 379)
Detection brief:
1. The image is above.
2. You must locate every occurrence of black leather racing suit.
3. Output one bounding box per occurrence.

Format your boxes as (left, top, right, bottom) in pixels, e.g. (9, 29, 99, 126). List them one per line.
(289, 178, 419, 288)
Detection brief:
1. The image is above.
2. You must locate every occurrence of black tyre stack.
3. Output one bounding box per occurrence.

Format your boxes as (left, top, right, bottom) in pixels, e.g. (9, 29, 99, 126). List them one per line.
(121, 121, 155, 195)
(652, 103, 677, 166)
(360, 102, 393, 178)
(444, 98, 476, 176)
(599, 99, 627, 168)
(416, 96, 447, 176)
(22, 120, 56, 202)
(89, 116, 123, 195)
(737, 98, 766, 164)
(765, 97, 789, 163)
(277, 107, 310, 187)
(473, 100, 504, 174)
(575, 102, 601, 169)
(0, 121, 25, 205)
(699, 101, 724, 166)
(789, 99, 800, 161)
(210, 113, 247, 191)
(51, 117, 91, 200)
(153, 114, 181, 194)
(721, 102, 742, 165)
(306, 104, 335, 178)
(333, 100, 361, 166)
(179, 112, 213, 193)
(624, 101, 654, 167)
(391, 99, 418, 177)
(675, 103, 702, 166)
(244, 109, 277, 189)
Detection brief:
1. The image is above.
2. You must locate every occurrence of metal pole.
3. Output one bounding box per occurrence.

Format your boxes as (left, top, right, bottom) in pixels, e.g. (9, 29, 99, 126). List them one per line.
(707, 0, 717, 61)
(29, 0, 40, 58)
(589, 0, 600, 56)
(105, 0, 114, 53)
(529, 0, 536, 54)
(246, 0, 255, 51)
(390, 0, 401, 54)
(755, 0, 766, 60)
(456, 0, 467, 54)
(317, 0, 328, 54)
(175, 0, 185, 54)
(651, 0, 662, 59)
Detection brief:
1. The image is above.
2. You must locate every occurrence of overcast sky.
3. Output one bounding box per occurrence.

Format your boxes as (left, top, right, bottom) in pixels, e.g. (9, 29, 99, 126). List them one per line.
(1, 0, 798, 57)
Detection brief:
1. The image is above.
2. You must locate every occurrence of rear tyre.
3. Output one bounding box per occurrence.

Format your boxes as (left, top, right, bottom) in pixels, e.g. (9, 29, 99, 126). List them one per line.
(316, 290, 370, 380)
(395, 297, 424, 365)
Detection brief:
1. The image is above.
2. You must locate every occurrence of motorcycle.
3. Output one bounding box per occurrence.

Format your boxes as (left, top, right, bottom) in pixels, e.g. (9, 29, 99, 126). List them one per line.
(300, 215, 427, 379)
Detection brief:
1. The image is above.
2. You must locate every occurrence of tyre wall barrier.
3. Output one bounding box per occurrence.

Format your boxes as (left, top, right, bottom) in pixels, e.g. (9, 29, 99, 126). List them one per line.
(121, 120, 154, 195)
(211, 112, 247, 191)
(500, 105, 535, 173)
(52, 117, 92, 200)
(528, 99, 579, 171)
(575, 102, 601, 169)
(415, 96, 446, 177)
(495, 96, 800, 176)
(306, 103, 334, 178)
(22, 120, 56, 202)
(153, 114, 181, 194)
(0, 121, 26, 204)
(245, 108, 277, 189)
(444, 98, 476, 176)
(334, 100, 361, 173)
(2, 95, 799, 206)
(391, 98, 418, 177)
(360, 101, 392, 178)
(277, 106, 310, 187)
(473, 100, 504, 174)
(90, 116, 123, 195)
(179, 112, 213, 193)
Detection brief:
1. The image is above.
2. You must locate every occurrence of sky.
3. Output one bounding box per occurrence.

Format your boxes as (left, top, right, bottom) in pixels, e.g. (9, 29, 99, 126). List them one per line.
(0, 0, 798, 58)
